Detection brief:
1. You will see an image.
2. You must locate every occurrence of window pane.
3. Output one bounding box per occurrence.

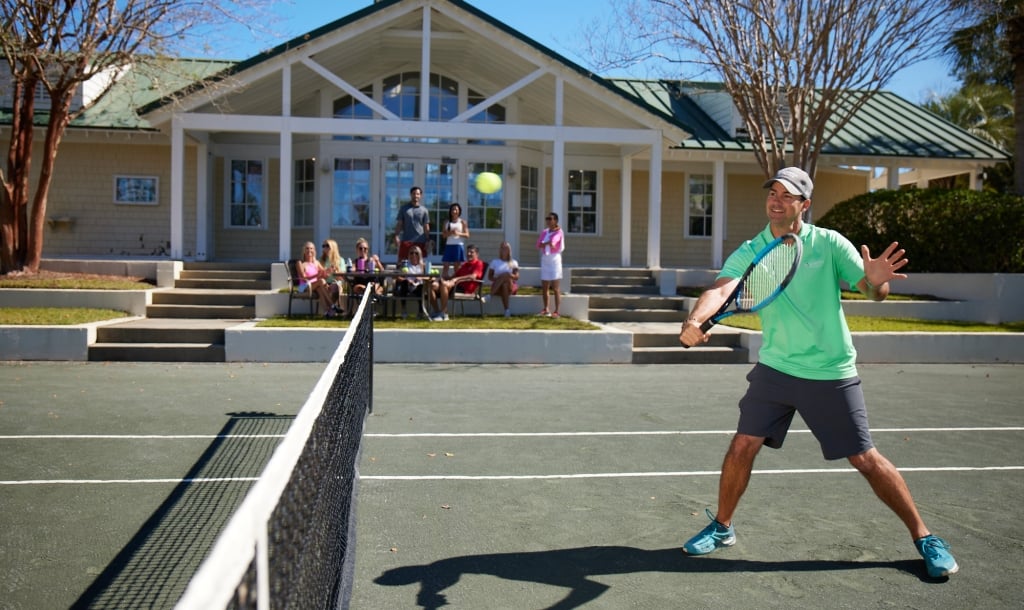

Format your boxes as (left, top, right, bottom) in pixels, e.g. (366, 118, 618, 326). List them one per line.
(686, 174, 713, 237)
(332, 158, 371, 227)
(567, 169, 597, 234)
(467, 162, 504, 230)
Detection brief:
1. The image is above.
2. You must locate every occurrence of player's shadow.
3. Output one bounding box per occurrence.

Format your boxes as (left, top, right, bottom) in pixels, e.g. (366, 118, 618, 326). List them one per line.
(70, 411, 294, 610)
(374, 545, 928, 610)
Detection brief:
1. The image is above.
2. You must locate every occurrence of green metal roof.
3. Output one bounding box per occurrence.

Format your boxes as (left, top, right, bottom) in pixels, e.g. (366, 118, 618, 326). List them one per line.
(612, 79, 1009, 161)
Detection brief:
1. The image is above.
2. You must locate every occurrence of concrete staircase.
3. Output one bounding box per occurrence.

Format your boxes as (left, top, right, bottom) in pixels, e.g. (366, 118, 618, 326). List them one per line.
(88, 263, 269, 362)
(572, 267, 749, 364)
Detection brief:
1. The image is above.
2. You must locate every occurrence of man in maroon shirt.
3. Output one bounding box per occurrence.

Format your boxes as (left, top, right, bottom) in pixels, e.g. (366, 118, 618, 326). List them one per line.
(427, 244, 484, 321)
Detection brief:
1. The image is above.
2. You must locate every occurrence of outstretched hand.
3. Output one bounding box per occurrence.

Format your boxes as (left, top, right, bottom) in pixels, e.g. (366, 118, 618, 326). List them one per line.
(861, 241, 909, 287)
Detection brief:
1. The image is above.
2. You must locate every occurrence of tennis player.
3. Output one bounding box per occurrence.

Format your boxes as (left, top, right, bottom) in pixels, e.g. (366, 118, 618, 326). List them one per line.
(678, 167, 958, 578)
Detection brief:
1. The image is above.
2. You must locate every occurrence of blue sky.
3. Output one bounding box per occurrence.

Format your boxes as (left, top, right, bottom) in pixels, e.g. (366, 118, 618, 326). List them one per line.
(226, 0, 959, 104)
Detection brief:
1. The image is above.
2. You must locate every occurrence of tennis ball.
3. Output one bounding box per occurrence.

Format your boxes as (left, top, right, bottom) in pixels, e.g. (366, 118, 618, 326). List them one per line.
(475, 171, 502, 194)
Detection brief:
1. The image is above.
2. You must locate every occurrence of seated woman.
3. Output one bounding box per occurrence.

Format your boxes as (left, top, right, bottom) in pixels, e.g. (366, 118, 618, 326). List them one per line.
(350, 237, 384, 297)
(296, 241, 337, 317)
(395, 245, 427, 318)
(319, 238, 345, 315)
(488, 241, 519, 317)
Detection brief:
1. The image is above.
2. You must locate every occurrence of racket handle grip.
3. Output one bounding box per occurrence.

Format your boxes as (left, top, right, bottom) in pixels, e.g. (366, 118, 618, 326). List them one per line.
(699, 318, 715, 333)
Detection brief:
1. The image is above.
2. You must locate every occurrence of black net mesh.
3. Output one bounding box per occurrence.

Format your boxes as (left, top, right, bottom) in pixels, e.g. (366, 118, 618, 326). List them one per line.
(186, 294, 373, 610)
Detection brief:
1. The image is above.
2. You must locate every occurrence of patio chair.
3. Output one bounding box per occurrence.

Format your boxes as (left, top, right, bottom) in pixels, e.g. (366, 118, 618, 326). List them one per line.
(448, 262, 488, 317)
(286, 258, 319, 317)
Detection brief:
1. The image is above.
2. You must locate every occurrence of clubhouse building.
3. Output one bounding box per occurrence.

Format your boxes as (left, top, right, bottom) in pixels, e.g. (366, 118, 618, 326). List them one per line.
(2, 0, 1008, 269)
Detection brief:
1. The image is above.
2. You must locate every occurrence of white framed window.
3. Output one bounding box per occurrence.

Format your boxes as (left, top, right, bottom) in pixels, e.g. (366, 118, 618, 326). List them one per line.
(113, 175, 158, 205)
(293, 159, 315, 228)
(331, 158, 371, 227)
(567, 169, 598, 234)
(686, 173, 714, 238)
(468, 162, 504, 229)
(227, 159, 265, 228)
(519, 165, 539, 232)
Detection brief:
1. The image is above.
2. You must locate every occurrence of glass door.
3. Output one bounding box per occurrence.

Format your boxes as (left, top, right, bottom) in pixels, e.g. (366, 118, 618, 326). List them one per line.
(380, 158, 456, 262)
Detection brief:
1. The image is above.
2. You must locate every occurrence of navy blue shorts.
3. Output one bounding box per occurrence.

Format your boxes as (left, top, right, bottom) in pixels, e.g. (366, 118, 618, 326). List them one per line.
(736, 363, 874, 460)
(443, 243, 466, 263)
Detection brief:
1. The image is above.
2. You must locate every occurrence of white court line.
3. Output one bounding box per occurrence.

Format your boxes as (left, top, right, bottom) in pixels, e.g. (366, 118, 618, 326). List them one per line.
(1, 427, 1022, 441)
(0, 477, 259, 486)
(5, 466, 1021, 486)
(365, 427, 1024, 438)
(363, 466, 1024, 481)
(0, 434, 285, 440)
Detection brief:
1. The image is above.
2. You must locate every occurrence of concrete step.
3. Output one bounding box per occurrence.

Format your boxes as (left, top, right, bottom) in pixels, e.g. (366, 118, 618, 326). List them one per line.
(174, 278, 271, 290)
(182, 262, 270, 272)
(589, 295, 687, 310)
(590, 308, 684, 323)
(96, 326, 225, 344)
(574, 284, 659, 295)
(179, 269, 269, 281)
(88, 343, 225, 363)
(145, 304, 255, 319)
(152, 291, 258, 306)
(632, 331, 740, 348)
(573, 267, 653, 279)
(632, 346, 749, 364)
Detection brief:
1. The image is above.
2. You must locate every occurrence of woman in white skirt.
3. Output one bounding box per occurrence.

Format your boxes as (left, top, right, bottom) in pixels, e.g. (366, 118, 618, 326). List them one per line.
(536, 212, 565, 318)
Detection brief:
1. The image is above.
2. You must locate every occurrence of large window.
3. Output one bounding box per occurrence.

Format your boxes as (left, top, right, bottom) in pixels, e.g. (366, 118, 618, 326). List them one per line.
(332, 72, 505, 145)
(332, 159, 372, 227)
(332, 84, 374, 141)
(520, 165, 539, 232)
(686, 173, 714, 237)
(228, 159, 264, 228)
(293, 159, 315, 228)
(567, 169, 598, 234)
(468, 162, 504, 229)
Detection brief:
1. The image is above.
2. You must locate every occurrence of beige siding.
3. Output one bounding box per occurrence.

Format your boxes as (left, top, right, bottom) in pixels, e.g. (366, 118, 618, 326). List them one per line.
(43, 141, 198, 258)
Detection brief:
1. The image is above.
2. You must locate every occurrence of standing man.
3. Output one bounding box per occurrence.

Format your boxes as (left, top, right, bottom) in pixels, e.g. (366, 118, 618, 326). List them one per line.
(395, 186, 431, 262)
(678, 167, 958, 579)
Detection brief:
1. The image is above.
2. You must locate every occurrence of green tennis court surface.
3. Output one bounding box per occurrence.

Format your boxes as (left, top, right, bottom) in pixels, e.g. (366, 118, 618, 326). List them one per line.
(2, 362, 1022, 608)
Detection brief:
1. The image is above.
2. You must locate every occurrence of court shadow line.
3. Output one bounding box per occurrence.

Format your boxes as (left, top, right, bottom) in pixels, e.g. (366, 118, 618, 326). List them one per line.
(70, 411, 294, 610)
(373, 545, 928, 610)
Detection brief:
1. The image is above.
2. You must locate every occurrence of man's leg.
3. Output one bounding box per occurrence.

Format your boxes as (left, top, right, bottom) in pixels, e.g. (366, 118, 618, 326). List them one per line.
(848, 447, 959, 577)
(683, 433, 762, 555)
(848, 448, 928, 539)
(716, 433, 763, 526)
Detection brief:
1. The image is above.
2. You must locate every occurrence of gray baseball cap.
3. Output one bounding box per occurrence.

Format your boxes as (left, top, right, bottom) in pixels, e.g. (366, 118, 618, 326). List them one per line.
(764, 167, 813, 199)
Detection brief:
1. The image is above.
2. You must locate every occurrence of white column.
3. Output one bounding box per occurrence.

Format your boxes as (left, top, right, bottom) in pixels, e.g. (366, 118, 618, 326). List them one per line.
(170, 116, 184, 259)
(887, 165, 900, 190)
(279, 64, 293, 261)
(646, 140, 662, 269)
(551, 78, 566, 225)
(712, 160, 725, 268)
(620, 155, 632, 266)
(420, 6, 431, 123)
(195, 140, 208, 260)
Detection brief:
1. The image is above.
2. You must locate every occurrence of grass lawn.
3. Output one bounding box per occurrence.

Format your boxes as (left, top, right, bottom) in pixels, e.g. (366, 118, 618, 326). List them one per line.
(721, 313, 1024, 333)
(0, 308, 130, 325)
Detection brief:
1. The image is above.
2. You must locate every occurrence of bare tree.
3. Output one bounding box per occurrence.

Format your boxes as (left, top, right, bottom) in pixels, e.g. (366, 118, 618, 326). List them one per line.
(590, 0, 951, 179)
(0, 0, 269, 274)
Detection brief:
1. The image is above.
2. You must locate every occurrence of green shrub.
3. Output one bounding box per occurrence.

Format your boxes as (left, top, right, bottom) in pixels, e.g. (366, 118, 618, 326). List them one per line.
(817, 188, 1024, 273)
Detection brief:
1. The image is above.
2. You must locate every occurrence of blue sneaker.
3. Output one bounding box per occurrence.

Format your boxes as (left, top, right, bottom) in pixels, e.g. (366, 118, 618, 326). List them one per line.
(683, 509, 736, 555)
(914, 534, 959, 578)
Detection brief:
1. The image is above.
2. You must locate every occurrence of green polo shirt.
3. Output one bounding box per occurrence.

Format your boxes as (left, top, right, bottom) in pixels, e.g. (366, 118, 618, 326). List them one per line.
(718, 223, 865, 380)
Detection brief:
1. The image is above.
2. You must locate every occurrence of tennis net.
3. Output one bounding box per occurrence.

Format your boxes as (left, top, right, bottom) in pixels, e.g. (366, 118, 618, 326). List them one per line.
(175, 289, 374, 610)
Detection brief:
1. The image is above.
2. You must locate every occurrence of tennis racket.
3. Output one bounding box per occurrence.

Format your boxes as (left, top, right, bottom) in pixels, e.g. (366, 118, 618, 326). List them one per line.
(699, 232, 803, 333)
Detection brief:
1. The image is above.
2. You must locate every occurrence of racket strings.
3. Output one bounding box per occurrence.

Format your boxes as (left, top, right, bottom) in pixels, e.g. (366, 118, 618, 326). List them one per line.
(739, 240, 798, 309)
